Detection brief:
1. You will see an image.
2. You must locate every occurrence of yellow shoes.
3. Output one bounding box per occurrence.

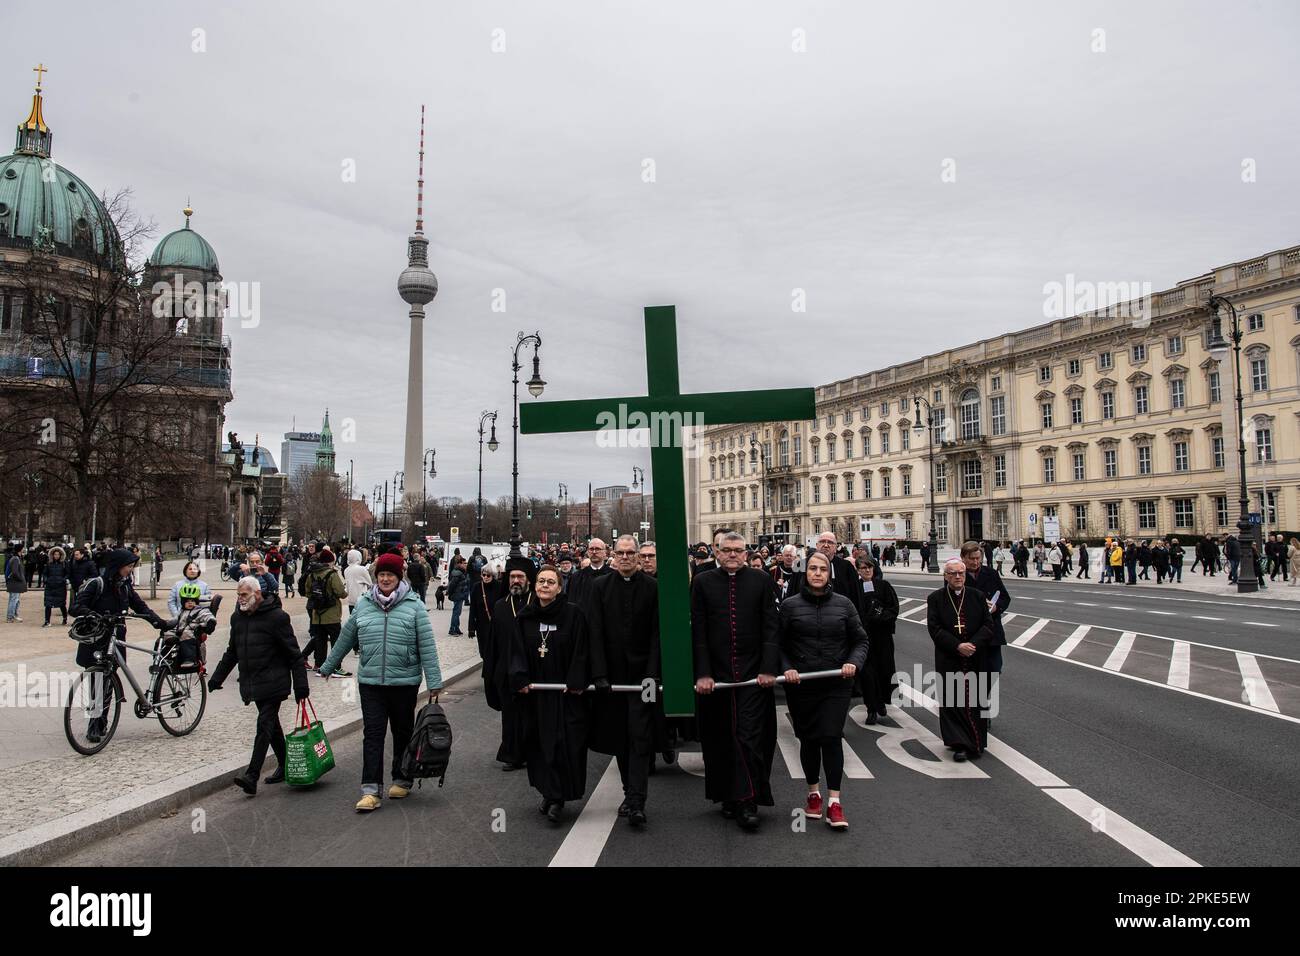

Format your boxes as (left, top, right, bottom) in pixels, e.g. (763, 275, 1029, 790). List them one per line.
(388, 784, 410, 799)
(355, 794, 382, 812)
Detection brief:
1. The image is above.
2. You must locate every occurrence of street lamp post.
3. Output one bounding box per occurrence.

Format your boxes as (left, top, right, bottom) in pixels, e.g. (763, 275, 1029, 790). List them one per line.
(510, 332, 545, 557)
(913, 395, 941, 573)
(749, 438, 768, 542)
(371, 484, 382, 542)
(558, 482, 568, 545)
(422, 448, 437, 536)
(631, 466, 646, 538)
(345, 459, 354, 543)
(391, 471, 404, 530)
(1207, 295, 1259, 593)
(477, 410, 499, 542)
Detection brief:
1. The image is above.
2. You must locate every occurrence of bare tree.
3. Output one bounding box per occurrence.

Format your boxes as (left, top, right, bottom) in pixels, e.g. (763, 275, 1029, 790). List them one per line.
(285, 466, 347, 541)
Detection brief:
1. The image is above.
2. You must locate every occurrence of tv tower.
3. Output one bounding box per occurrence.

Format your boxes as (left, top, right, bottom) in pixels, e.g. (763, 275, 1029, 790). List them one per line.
(397, 105, 437, 493)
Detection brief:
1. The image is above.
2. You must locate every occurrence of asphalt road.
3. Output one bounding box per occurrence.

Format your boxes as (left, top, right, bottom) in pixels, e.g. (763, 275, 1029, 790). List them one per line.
(55, 598, 1300, 866)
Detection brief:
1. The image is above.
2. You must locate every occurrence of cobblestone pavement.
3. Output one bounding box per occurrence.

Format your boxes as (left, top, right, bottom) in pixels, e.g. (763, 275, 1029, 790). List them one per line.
(0, 583, 478, 843)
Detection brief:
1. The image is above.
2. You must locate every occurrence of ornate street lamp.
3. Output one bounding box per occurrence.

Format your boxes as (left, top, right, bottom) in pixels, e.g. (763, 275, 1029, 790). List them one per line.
(1207, 295, 1258, 593)
(510, 332, 543, 556)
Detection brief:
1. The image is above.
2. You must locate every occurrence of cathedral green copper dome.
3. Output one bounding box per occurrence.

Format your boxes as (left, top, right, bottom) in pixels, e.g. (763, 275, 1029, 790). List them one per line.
(149, 208, 220, 274)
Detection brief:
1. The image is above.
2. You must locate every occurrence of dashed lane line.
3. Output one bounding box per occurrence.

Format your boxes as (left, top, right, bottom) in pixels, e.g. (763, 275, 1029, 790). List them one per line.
(1147, 610, 1176, 616)
(548, 761, 624, 868)
(1192, 615, 1223, 621)
(1245, 622, 1280, 628)
(894, 683, 1199, 867)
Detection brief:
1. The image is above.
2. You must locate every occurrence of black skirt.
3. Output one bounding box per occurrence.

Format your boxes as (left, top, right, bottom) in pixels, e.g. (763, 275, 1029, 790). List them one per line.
(785, 677, 853, 741)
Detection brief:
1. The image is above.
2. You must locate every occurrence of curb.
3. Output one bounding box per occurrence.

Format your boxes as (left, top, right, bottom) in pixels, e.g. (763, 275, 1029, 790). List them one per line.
(0, 657, 483, 867)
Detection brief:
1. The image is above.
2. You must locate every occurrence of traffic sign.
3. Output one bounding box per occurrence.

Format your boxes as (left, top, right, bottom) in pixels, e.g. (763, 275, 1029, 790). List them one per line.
(1249, 513, 1263, 525)
(1028, 512, 1038, 525)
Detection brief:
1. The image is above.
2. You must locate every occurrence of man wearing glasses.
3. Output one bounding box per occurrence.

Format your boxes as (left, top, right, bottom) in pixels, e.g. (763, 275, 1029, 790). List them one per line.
(638, 542, 657, 577)
(568, 537, 613, 610)
(691, 531, 780, 831)
(926, 558, 996, 762)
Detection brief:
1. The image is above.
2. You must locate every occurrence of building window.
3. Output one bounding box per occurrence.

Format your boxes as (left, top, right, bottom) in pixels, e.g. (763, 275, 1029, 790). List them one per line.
(729, 489, 736, 511)
(709, 491, 716, 512)
(1212, 436, 1224, 469)
(1137, 500, 1156, 530)
(1209, 370, 1221, 403)
(1135, 384, 1149, 414)
(1215, 496, 1228, 527)
(738, 488, 746, 511)
(827, 436, 837, 463)
(933, 389, 943, 404)
(1041, 402, 1053, 429)
(1068, 358, 1081, 376)
(779, 431, 789, 467)
(1167, 334, 1183, 355)
(844, 409, 853, 425)
(990, 375, 1001, 391)
(1099, 351, 1113, 370)
(1250, 357, 1269, 392)
(825, 414, 834, 430)
(1039, 364, 1052, 383)
(960, 459, 982, 493)
(900, 427, 910, 451)
(880, 430, 890, 455)
(795, 480, 803, 507)
(935, 462, 947, 493)
(959, 389, 981, 439)
(709, 460, 716, 480)
(902, 472, 912, 495)
(812, 480, 821, 504)
(879, 401, 889, 417)
(935, 511, 948, 544)
(990, 395, 1006, 436)
(794, 436, 803, 466)
(845, 475, 855, 501)
(828, 476, 838, 503)
(1101, 391, 1114, 420)
(1255, 427, 1273, 462)
(1070, 396, 1083, 424)
(1073, 503, 1088, 533)
(1137, 445, 1152, 475)
(863, 474, 872, 499)
(846, 434, 855, 458)
(994, 453, 1006, 488)
(1043, 456, 1056, 483)
(931, 408, 947, 445)
(993, 508, 1008, 540)
(1255, 489, 1277, 524)
(1106, 501, 1120, 531)
(1173, 498, 1194, 528)
(812, 443, 820, 465)
(1132, 344, 1147, 363)
(1248, 312, 1264, 332)
(882, 473, 892, 497)
(1173, 440, 1189, 472)
(1170, 379, 1185, 409)
(1104, 448, 1117, 477)
(1072, 452, 1085, 481)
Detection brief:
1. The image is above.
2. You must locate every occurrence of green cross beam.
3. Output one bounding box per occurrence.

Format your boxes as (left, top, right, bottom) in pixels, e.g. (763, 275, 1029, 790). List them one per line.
(519, 305, 815, 714)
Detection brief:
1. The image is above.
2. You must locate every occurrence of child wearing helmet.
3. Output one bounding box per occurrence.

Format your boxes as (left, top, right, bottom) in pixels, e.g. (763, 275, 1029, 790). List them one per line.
(169, 583, 219, 670)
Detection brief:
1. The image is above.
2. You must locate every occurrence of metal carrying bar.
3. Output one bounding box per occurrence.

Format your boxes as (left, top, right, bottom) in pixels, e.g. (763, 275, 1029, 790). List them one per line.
(526, 668, 849, 692)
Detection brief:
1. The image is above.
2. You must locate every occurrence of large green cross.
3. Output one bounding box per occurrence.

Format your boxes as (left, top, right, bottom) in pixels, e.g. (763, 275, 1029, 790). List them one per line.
(519, 305, 815, 714)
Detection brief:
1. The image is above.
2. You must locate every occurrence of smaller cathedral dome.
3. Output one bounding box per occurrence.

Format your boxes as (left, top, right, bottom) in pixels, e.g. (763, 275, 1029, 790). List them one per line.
(149, 206, 219, 274)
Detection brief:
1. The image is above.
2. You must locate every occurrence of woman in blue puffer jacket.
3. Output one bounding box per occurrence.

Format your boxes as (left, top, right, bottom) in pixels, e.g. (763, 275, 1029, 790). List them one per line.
(321, 551, 442, 813)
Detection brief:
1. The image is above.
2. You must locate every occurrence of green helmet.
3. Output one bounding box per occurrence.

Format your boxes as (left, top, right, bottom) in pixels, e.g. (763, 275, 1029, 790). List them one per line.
(178, 583, 202, 602)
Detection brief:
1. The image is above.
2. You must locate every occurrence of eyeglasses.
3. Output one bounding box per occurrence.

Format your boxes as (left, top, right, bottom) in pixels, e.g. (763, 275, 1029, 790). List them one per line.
(719, 547, 746, 555)
(613, 550, 638, 557)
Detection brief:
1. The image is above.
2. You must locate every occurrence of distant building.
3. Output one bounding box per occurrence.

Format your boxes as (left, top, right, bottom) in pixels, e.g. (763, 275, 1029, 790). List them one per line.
(280, 431, 321, 480)
(591, 484, 629, 501)
(315, 410, 336, 473)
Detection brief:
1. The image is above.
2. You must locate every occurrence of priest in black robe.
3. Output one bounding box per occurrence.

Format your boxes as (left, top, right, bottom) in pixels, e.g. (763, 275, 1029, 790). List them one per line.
(812, 531, 861, 603)
(481, 557, 535, 771)
(510, 564, 592, 823)
(691, 532, 781, 830)
(926, 558, 996, 761)
(587, 535, 664, 827)
(567, 537, 614, 611)
(852, 553, 899, 723)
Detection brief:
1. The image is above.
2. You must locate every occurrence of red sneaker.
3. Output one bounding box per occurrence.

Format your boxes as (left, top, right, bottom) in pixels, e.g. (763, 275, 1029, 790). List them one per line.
(825, 801, 848, 830)
(804, 792, 823, 820)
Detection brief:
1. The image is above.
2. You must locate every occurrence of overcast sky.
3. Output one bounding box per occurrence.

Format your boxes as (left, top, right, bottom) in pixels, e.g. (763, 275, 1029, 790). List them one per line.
(6, 0, 1299, 507)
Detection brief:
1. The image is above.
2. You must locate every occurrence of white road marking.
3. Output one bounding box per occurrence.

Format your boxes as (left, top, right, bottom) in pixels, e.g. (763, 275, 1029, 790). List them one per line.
(892, 581, 1297, 613)
(1043, 789, 1200, 868)
(548, 761, 624, 868)
(1147, 610, 1176, 616)
(1042, 599, 1065, 604)
(1012, 618, 1049, 646)
(1167, 642, 1191, 689)
(851, 704, 986, 779)
(999, 612, 1019, 625)
(894, 684, 1199, 866)
(1074, 602, 1098, 607)
(1192, 615, 1223, 621)
(1108, 606, 1134, 611)
(1054, 625, 1091, 658)
(1245, 622, 1279, 628)
(1236, 654, 1280, 713)
(1104, 632, 1136, 671)
(898, 604, 930, 623)
(774, 705, 805, 779)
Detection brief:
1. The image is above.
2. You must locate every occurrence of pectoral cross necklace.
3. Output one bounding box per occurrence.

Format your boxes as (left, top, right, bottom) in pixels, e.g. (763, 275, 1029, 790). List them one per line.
(538, 623, 556, 657)
(947, 587, 966, 635)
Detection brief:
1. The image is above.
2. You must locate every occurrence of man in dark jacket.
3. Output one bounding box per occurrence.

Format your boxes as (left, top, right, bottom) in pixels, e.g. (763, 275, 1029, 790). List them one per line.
(208, 577, 310, 795)
(961, 540, 1012, 676)
(1223, 534, 1240, 583)
(587, 535, 662, 827)
(567, 537, 614, 610)
(69, 548, 97, 596)
(810, 532, 859, 603)
(5, 545, 27, 623)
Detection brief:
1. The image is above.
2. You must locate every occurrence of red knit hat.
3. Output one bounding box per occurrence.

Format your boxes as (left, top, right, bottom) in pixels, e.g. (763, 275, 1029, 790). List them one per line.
(375, 552, 405, 579)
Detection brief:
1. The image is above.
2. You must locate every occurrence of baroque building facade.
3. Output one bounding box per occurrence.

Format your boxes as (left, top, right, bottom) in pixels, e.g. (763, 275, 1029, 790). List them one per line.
(692, 242, 1300, 547)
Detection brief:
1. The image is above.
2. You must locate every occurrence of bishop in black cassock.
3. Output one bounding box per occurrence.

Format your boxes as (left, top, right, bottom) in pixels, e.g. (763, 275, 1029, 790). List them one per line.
(691, 559, 781, 828)
(926, 561, 996, 760)
(481, 558, 536, 770)
(587, 564, 663, 825)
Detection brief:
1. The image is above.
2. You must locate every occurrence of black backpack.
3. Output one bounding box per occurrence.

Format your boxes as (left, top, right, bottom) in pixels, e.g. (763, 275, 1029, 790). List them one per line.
(305, 570, 330, 613)
(401, 700, 453, 787)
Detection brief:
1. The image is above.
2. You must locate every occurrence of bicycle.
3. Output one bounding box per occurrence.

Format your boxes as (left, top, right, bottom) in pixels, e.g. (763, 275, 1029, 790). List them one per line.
(63, 602, 217, 756)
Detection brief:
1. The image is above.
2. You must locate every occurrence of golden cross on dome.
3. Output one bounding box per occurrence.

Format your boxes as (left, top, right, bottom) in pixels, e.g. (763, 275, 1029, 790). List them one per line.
(33, 63, 48, 90)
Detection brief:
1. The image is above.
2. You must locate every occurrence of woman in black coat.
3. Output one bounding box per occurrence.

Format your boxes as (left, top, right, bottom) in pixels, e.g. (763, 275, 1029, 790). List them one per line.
(778, 551, 869, 831)
(208, 578, 309, 796)
(43, 546, 69, 627)
(852, 553, 899, 723)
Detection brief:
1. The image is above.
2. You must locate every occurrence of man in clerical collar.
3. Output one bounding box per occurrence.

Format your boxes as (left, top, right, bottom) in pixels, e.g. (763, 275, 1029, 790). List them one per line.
(962, 539, 1011, 677)
(926, 557, 995, 762)
(483, 556, 536, 771)
(814, 532, 859, 603)
(638, 541, 657, 577)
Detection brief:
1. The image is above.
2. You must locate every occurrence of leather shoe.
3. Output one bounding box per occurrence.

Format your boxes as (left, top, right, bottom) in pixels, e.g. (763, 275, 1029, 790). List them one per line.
(661, 750, 677, 765)
(720, 801, 738, 819)
(864, 711, 878, 725)
(617, 799, 630, 818)
(233, 773, 257, 795)
(628, 807, 647, 827)
(263, 766, 285, 785)
(737, 803, 760, 831)
(502, 762, 525, 772)
(546, 801, 564, 823)
(954, 750, 969, 762)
